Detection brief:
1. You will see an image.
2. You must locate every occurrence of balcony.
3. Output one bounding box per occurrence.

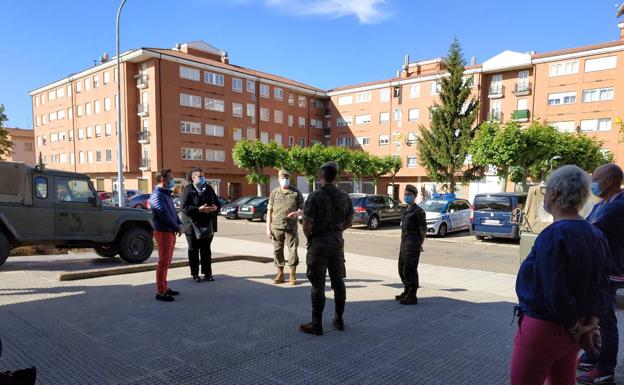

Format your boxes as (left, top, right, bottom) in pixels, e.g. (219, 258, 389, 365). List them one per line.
(488, 85, 505, 99)
(139, 158, 150, 171)
(136, 75, 149, 89)
(138, 130, 150, 144)
(324, 128, 331, 138)
(488, 111, 504, 122)
(511, 109, 530, 122)
(137, 103, 149, 117)
(324, 109, 332, 118)
(513, 82, 531, 96)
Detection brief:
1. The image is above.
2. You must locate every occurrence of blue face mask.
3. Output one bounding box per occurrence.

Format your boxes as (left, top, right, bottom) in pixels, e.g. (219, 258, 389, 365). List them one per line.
(167, 179, 175, 190)
(591, 181, 603, 198)
(198, 176, 206, 186)
(404, 195, 415, 205)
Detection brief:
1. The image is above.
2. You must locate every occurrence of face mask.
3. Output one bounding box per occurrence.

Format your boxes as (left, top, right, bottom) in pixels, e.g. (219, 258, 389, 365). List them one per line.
(591, 181, 606, 198)
(404, 195, 415, 205)
(279, 178, 290, 188)
(198, 176, 206, 186)
(167, 179, 175, 190)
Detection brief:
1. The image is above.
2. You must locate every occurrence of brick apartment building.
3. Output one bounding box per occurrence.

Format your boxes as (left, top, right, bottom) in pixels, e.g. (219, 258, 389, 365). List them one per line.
(30, 22, 624, 200)
(4, 128, 35, 166)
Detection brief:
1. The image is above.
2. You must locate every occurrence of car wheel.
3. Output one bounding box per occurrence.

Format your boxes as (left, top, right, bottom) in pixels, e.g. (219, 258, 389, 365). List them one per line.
(475, 235, 485, 241)
(367, 215, 380, 230)
(0, 232, 10, 267)
(246, 218, 254, 222)
(261, 212, 267, 222)
(94, 244, 118, 258)
(118, 228, 153, 264)
(438, 223, 448, 238)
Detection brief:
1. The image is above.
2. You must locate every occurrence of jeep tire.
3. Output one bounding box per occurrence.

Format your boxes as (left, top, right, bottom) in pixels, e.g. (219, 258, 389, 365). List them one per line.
(118, 228, 153, 264)
(94, 244, 118, 258)
(0, 232, 9, 267)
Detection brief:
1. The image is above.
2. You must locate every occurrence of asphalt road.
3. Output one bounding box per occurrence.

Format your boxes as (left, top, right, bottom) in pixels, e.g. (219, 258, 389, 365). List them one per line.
(217, 216, 521, 275)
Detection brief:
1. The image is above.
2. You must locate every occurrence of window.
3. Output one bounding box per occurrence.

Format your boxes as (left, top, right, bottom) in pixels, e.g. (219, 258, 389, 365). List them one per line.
(106, 150, 112, 162)
(180, 121, 202, 134)
(310, 118, 323, 129)
(105, 123, 112, 136)
(274, 133, 283, 145)
(288, 114, 294, 127)
(50, 133, 58, 143)
(585, 56, 617, 72)
(206, 149, 225, 162)
(205, 97, 225, 112)
(393, 108, 402, 121)
(337, 116, 352, 127)
(260, 131, 269, 144)
(180, 93, 202, 108)
(67, 84, 72, 97)
(260, 84, 270, 98)
(274, 87, 284, 100)
(59, 153, 67, 163)
(580, 118, 612, 132)
(246, 103, 255, 117)
(337, 95, 352, 106)
(298, 96, 306, 108)
(380, 89, 390, 102)
(246, 79, 255, 93)
(104, 97, 111, 111)
(375, 112, 388, 124)
(552, 121, 576, 133)
(548, 91, 577, 105)
(409, 84, 421, 98)
(86, 126, 93, 138)
(96, 151, 102, 162)
(392, 131, 402, 145)
(95, 125, 102, 138)
(181, 148, 203, 160)
(408, 108, 420, 121)
(79, 152, 85, 164)
(77, 105, 83, 117)
(233, 128, 243, 141)
(583, 87, 614, 102)
(379, 135, 389, 146)
(298, 116, 305, 128)
(56, 87, 64, 98)
(69, 130, 74, 141)
(232, 78, 243, 92)
(355, 114, 371, 125)
(85, 102, 91, 116)
(288, 93, 295, 105)
(48, 90, 56, 101)
(103, 71, 110, 84)
(407, 132, 418, 144)
(204, 71, 224, 86)
(246, 128, 256, 140)
(85, 78, 91, 91)
(232, 102, 243, 117)
(274, 110, 284, 124)
(407, 156, 417, 168)
(93, 75, 100, 88)
(76, 81, 82, 93)
(299, 137, 306, 147)
(42, 115, 47, 125)
(336, 137, 352, 147)
(356, 137, 370, 145)
(36, 116, 40, 126)
(49, 112, 57, 121)
(260, 107, 270, 122)
(68, 108, 73, 120)
(355, 92, 372, 103)
(206, 124, 224, 137)
(549, 60, 579, 76)
(94, 100, 101, 114)
(34, 177, 47, 199)
(57, 110, 65, 120)
(431, 80, 441, 95)
(78, 128, 84, 140)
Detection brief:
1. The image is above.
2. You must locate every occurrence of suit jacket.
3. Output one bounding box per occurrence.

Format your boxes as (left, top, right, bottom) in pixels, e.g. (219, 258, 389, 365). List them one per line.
(180, 183, 221, 235)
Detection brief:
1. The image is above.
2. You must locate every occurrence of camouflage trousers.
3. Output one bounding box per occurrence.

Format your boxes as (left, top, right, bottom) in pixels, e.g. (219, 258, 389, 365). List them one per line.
(271, 228, 299, 267)
(306, 236, 346, 324)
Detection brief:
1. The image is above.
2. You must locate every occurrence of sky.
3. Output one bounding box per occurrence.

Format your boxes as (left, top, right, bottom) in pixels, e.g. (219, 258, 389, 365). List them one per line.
(1, 0, 622, 128)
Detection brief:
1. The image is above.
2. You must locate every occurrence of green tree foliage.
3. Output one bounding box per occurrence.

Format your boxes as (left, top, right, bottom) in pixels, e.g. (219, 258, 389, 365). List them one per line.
(232, 140, 283, 196)
(287, 144, 327, 191)
(416, 38, 479, 192)
(552, 133, 612, 173)
(0, 104, 12, 160)
(343, 150, 375, 193)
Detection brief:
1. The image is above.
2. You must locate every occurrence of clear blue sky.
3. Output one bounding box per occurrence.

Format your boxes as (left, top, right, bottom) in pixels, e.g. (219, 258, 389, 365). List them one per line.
(1, 0, 622, 128)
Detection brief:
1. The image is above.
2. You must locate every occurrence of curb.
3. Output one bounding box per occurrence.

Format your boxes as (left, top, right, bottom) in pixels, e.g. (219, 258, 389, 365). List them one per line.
(58, 255, 273, 281)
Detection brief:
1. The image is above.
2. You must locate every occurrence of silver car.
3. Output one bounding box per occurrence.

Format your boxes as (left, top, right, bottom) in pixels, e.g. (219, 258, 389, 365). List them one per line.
(420, 196, 472, 237)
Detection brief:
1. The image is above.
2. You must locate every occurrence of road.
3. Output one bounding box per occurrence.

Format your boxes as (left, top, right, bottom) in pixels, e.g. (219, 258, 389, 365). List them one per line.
(217, 217, 521, 275)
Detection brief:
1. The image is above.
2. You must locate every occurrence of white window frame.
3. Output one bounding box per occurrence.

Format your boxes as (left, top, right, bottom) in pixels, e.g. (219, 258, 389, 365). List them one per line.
(549, 60, 579, 77)
(274, 87, 284, 101)
(409, 84, 421, 98)
(260, 84, 270, 98)
(547, 91, 577, 106)
(379, 135, 389, 146)
(408, 108, 419, 122)
(181, 121, 202, 135)
(582, 87, 614, 103)
(232, 102, 243, 118)
(585, 56, 617, 72)
(379, 112, 390, 124)
(232, 78, 243, 92)
(274, 110, 284, 124)
(204, 71, 224, 86)
(206, 124, 225, 137)
(407, 156, 418, 168)
(206, 149, 225, 162)
(337, 95, 352, 106)
(180, 93, 202, 108)
(205, 97, 225, 112)
(355, 114, 371, 125)
(260, 107, 270, 122)
(355, 92, 372, 103)
(379, 89, 390, 102)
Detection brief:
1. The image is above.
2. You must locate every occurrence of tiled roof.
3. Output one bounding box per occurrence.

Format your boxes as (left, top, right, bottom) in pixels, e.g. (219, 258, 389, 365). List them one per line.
(532, 40, 624, 59)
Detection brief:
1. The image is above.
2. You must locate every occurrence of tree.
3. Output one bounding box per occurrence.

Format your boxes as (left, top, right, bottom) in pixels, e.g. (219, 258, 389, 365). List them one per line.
(552, 132, 612, 173)
(288, 144, 327, 191)
(343, 150, 375, 193)
(377, 156, 402, 195)
(416, 38, 479, 192)
(515, 122, 559, 189)
(0, 104, 12, 161)
(232, 140, 282, 196)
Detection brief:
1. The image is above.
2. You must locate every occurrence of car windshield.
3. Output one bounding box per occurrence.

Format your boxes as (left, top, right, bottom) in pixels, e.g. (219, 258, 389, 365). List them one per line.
(474, 196, 512, 212)
(419, 200, 448, 213)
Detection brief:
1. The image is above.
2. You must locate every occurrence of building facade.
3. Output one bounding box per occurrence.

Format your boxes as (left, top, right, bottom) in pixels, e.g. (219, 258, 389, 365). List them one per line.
(4, 128, 35, 166)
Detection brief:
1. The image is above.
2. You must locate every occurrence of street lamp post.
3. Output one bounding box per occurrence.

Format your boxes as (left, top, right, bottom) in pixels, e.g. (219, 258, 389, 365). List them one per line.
(115, 0, 128, 207)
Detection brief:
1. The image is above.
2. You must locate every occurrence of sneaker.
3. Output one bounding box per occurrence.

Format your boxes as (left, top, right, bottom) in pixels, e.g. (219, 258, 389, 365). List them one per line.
(299, 322, 323, 335)
(577, 357, 595, 372)
(332, 318, 345, 331)
(193, 275, 202, 283)
(166, 288, 180, 296)
(155, 293, 175, 302)
(577, 368, 615, 384)
(204, 275, 215, 282)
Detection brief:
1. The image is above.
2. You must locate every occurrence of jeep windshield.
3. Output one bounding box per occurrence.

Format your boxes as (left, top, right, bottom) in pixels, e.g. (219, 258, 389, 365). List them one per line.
(419, 200, 448, 213)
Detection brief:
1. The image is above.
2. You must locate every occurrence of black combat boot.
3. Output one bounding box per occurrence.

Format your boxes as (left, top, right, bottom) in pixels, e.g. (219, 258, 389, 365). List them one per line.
(395, 287, 408, 300)
(299, 322, 323, 335)
(399, 288, 418, 305)
(332, 318, 345, 331)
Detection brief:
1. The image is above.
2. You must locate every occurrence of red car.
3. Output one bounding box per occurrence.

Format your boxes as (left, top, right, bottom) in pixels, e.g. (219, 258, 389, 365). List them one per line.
(97, 191, 112, 204)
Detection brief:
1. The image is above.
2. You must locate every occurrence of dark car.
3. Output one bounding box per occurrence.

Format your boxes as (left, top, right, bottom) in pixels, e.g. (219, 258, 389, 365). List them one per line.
(470, 192, 527, 240)
(350, 193, 406, 230)
(237, 197, 269, 222)
(128, 193, 151, 209)
(174, 195, 229, 213)
(220, 196, 257, 219)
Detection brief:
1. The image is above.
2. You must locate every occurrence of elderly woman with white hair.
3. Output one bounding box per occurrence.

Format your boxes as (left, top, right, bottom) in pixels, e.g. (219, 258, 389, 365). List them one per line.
(511, 165, 610, 385)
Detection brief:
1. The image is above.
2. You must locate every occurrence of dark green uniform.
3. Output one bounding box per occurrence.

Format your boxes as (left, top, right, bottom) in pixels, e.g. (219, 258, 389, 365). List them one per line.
(268, 186, 304, 267)
(303, 184, 354, 325)
(399, 203, 427, 289)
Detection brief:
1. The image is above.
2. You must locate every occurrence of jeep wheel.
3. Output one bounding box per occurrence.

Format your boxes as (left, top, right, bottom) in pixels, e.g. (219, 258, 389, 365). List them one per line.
(367, 215, 380, 230)
(0, 233, 10, 267)
(118, 228, 153, 264)
(94, 244, 118, 258)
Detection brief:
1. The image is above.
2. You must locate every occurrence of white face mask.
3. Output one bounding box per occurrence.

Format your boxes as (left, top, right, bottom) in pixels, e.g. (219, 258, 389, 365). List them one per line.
(279, 178, 290, 188)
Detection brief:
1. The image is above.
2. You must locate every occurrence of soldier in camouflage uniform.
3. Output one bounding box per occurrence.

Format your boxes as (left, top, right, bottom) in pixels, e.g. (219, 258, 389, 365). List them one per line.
(300, 162, 354, 335)
(396, 184, 427, 305)
(267, 169, 304, 285)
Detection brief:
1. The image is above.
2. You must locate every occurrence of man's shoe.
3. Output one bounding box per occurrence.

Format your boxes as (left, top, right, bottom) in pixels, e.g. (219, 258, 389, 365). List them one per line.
(273, 267, 285, 284)
(193, 275, 202, 283)
(289, 267, 297, 286)
(395, 288, 408, 300)
(204, 275, 215, 282)
(332, 318, 345, 331)
(577, 368, 615, 384)
(577, 357, 595, 372)
(166, 288, 180, 296)
(155, 293, 175, 302)
(299, 322, 323, 335)
(399, 288, 418, 305)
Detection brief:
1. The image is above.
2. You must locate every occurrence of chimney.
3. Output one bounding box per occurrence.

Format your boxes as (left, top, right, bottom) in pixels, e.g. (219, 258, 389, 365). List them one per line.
(470, 56, 476, 66)
(220, 50, 229, 64)
(100, 52, 110, 63)
(619, 22, 624, 40)
(401, 54, 410, 77)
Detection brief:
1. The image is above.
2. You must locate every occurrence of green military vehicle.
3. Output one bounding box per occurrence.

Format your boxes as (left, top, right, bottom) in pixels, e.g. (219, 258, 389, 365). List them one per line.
(0, 161, 154, 267)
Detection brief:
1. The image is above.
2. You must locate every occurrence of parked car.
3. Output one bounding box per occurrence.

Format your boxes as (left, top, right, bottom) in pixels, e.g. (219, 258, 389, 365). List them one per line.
(350, 193, 405, 230)
(470, 192, 528, 241)
(420, 194, 471, 237)
(237, 197, 269, 222)
(128, 193, 151, 209)
(220, 196, 257, 219)
(0, 161, 154, 267)
(97, 191, 113, 205)
(110, 189, 144, 207)
(173, 194, 228, 213)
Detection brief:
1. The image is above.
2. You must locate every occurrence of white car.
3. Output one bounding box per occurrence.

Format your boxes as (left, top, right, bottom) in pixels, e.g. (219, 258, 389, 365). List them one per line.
(419, 195, 472, 237)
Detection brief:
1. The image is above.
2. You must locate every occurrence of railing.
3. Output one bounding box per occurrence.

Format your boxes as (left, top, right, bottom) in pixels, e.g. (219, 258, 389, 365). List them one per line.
(138, 130, 150, 143)
(137, 103, 149, 117)
(488, 111, 504, 122)
(136, 75, 148, 89)
(513, 82, 531, 96)
(511, 109, 530, 122)
(488, 84, 505, 98)
(139, 158, 150, 170)
(324, 128, 331, 137)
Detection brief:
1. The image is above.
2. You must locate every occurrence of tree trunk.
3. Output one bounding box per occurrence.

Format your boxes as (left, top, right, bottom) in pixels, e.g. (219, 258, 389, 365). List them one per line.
(499, 175, 508, 192)
(257, 183, 264, 197)
(521, 175, 528, 192)
(449, 174, 456, 193)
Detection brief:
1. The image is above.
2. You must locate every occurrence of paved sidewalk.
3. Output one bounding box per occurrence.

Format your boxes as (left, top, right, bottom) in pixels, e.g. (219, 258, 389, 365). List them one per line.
(0, 236, 623, 384)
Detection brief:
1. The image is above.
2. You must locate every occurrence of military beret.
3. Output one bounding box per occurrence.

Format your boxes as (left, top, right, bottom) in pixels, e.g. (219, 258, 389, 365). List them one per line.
(321, 161, 338, 172)
(405, 184, 418, 195)
(278, 169, 290, 177)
